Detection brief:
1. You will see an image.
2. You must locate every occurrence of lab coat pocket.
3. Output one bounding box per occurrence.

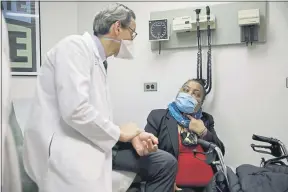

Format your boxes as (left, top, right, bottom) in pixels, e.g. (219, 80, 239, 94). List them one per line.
(48, 134, 106, 183)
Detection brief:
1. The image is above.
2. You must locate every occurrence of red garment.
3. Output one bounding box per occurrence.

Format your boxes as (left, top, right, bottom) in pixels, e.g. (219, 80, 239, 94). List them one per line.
(175, 133, 214, 187)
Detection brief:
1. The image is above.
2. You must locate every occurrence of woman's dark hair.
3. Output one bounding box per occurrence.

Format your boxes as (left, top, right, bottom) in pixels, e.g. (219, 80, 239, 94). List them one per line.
(181, 78, 206, 102)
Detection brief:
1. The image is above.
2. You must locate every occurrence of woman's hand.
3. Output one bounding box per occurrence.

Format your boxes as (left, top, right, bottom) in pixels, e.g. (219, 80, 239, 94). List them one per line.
(174, 183, 182, 191)
(131, 132, 158, 156)
(187, 115, 206, 136)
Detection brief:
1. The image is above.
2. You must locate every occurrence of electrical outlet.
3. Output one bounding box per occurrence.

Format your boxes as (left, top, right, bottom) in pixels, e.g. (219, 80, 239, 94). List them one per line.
(144, 82, 158, 92)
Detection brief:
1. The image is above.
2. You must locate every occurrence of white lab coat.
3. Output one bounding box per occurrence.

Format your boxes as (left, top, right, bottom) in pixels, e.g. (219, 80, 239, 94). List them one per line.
(1, 12, 11, 142)
(1, 13, 22, 192)
(23, 32, 121, 192)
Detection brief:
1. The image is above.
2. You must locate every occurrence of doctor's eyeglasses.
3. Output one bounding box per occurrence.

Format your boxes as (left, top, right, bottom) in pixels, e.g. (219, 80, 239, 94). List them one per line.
(129, 27, 137, 40)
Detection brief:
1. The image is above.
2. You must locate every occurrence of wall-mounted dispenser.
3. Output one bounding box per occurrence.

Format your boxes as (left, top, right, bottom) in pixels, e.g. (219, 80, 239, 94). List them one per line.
(172, 16, 193, 33)
(238, 9, 260, 45)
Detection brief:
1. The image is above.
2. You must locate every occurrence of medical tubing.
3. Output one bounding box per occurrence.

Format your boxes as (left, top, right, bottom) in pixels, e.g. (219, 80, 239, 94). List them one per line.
(195, 9, 202, 79)
(206, 6, 212, 95)
(204, 6, 210, 89)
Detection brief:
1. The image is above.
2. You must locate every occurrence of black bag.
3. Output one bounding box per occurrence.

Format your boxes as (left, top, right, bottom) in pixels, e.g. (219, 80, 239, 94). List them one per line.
(205, 171, 230, 192)
(261, 155, 288, 174)
(264, 163, 288, 174)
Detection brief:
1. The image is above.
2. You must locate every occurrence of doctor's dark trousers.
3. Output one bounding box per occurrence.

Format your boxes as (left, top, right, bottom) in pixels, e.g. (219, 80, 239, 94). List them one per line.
(112, 142, 177, 192)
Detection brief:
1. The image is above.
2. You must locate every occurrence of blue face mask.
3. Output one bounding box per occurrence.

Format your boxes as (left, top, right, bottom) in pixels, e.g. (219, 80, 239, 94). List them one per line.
(175, 92, 198, 114)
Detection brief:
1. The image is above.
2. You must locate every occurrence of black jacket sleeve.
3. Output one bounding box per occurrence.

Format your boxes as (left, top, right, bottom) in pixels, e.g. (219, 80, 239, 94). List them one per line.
(144, 109, 163, 137)
(202, 114, 225, 155)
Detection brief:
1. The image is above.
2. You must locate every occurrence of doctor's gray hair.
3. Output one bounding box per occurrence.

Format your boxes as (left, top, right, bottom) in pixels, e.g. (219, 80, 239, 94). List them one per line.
(93, 3, 136, 36)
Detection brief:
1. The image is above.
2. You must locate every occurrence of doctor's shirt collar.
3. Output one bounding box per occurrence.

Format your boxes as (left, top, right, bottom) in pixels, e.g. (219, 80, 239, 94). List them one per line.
(93, 35, 106, 62)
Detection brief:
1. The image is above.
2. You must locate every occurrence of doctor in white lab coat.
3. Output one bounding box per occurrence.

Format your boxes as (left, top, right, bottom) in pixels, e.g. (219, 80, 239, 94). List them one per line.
(23, 3, 159, 192)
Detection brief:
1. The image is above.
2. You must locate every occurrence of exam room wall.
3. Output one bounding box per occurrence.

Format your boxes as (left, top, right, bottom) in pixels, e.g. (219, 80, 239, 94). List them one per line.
(10, 1, 78, 99)
(77, 2, 288, 168)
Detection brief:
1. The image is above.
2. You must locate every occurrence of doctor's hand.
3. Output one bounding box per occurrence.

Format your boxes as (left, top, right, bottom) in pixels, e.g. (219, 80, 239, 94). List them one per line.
(119, 122, 143, 142)
(187, 115, 206, 136)
(131, 132, 158, 156)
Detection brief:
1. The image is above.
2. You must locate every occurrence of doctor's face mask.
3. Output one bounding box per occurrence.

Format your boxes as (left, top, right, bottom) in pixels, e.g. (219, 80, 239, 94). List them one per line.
(114, 40, 134, 60)
(110, 20, 137, 60)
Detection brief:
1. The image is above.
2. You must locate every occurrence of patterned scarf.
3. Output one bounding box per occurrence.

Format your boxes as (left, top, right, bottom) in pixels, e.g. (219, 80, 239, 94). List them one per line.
(168, 102, 203, 146)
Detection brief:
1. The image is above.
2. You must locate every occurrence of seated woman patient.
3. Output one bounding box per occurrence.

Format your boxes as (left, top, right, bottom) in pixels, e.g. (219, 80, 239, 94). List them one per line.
(144, 79, 225, 192)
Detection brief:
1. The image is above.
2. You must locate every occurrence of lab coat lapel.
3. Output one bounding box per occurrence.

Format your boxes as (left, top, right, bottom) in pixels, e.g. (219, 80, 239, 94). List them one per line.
(82, 32, 114, 120)
(82, 32, 107, 77)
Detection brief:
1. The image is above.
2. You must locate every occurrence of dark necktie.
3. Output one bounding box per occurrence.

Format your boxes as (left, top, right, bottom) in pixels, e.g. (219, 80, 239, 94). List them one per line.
(103, 60, 108, 72)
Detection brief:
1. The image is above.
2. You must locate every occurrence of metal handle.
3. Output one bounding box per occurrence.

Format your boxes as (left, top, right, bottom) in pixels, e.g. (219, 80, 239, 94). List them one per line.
(192, 149, 216, 165)
(251, 144, 273, 155)
(197, 139, 228, 185)
(198, 139, 217, 149)
(252, 134, 279, 145)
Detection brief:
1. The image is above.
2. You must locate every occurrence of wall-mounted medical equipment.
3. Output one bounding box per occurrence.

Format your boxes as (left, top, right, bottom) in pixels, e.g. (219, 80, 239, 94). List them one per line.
(149, 19, 169, 54)
(172, 16, 193, 33)
(172, 15, 216, 34)
(195, 7, 213, 95)
(149, 19, 169, 41)
(238, 9, 260, 46)
(149, 2, 267, 51)
(191, 14, 216, 32)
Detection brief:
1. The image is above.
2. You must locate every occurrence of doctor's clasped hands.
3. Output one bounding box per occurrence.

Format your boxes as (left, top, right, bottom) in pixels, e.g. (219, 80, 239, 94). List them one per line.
(119, 122, 159, 156)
